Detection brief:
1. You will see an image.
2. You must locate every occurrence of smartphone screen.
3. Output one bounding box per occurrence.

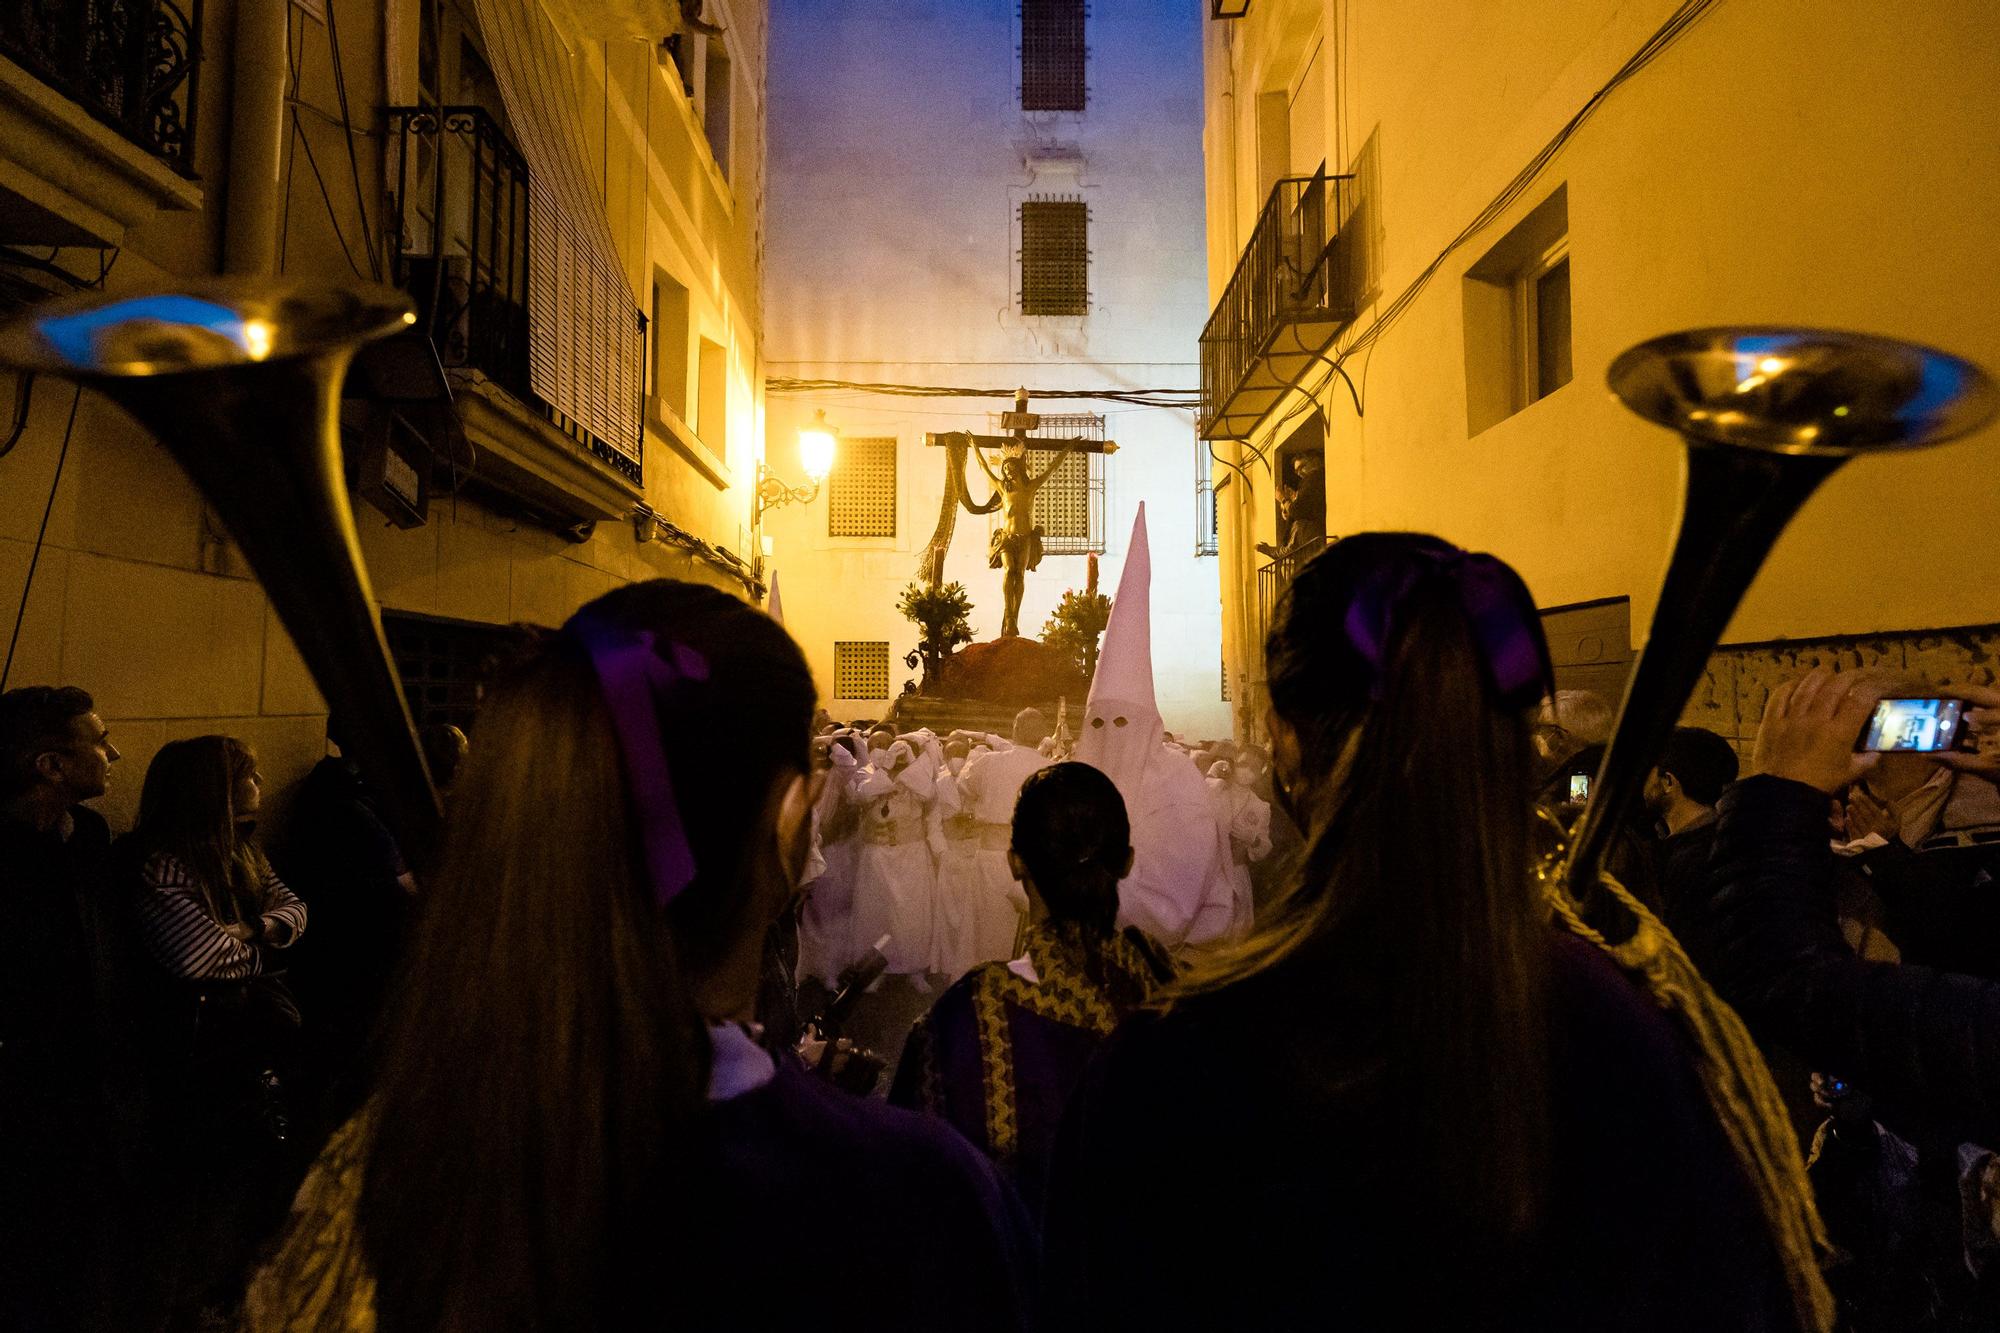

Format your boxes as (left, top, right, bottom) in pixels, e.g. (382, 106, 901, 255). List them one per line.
(1568, 772, 1590, 802)
(1860, 697, 1967, 752)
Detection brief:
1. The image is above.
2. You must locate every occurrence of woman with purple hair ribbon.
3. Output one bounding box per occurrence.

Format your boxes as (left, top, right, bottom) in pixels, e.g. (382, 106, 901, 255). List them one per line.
(243, 580, 1035, 1331)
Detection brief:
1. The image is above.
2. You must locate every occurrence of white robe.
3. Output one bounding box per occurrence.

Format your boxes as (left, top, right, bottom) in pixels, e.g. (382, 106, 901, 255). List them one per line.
(847, 765, 938, 976)
(1115, 744, 1237, 951)
(798, 755, 862, 985)
(931, 770, 984, 979)
(944, 744, 1047, 974)
(1207, 776, 1272, 939)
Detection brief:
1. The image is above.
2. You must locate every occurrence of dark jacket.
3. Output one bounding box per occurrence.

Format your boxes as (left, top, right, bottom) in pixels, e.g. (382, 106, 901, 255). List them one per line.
(1680, 775, 2000, 1147)
(1044, 931, 1794, 1331)
(0, 806, 153, 1328)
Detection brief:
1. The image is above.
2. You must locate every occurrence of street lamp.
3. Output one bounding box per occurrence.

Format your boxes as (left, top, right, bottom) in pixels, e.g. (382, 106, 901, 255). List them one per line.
(758, 408, 837, 520)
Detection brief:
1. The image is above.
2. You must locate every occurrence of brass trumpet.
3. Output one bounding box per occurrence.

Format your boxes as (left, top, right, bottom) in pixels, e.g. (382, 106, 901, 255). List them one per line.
(1567, 326, 1998, 902)
(0, 281, 441, 857)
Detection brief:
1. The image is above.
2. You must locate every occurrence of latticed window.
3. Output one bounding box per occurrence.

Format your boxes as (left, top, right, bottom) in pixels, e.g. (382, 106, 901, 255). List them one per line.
(1020, 0, 1086, 112)
(382, 611, 533, 732)
(834, 642, 891, 700)
(1021, 198, 1089, 316)
(1024, 412, 1104, 555)
(828, 436, 898, 538)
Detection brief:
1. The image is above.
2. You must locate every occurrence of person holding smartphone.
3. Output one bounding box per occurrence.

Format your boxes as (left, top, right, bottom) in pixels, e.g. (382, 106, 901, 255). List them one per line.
(1830, 686, 2000, 979)
(1681, 672, 2000, 1146)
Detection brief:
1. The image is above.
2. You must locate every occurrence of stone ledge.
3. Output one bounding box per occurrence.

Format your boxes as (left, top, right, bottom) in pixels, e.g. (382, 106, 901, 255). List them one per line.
(450, 370, 644, 526)
(0, 53, 202, 246)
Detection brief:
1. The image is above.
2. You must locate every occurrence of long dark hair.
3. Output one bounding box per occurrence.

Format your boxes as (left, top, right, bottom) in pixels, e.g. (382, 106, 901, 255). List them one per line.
(1011, 761, 1130, 934)
(357, 579, 815, 1331)
(1189, 533, 1553, 1261)
(130, 734, 266, 924)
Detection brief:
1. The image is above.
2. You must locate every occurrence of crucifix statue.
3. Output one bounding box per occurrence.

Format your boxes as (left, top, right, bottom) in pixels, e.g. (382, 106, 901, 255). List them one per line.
(922, 389, 1117, 639)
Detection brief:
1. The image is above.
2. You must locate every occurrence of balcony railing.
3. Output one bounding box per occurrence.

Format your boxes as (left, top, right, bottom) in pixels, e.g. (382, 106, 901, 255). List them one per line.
(386, 104, 643, 488)
(1255, 534, 1336, 651)
(1199, 170, 1359, 440)
(387, 105, 533, 405)
(0, 0, 202, 176)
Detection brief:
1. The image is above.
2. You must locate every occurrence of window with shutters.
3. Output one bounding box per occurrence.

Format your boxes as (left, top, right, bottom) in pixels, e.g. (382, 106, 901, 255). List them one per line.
(1021, 198, 1089, 316)
(1021, 412, 1104, 555)
(527, 191, 646, 484)
(828, 436, 898, 538)
(1021, 0, 1087, 112)
(834, 642, 891, 701)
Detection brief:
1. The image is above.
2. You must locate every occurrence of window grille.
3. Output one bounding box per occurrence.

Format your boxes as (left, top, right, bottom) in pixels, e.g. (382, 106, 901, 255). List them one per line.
(828, 436, 898, 538)
(1020, 197, 1089, 316)
(1020, 0, 1087, 111)
(834, 642, 892, 701)
(1196, 477, 1218, 557)
(382, 611, 534, 733)
(1023, 412, 1105, 555)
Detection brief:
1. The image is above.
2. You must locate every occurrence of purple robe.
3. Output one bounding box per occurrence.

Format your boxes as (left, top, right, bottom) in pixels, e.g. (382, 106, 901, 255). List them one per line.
(889, 922, 1169, 1215)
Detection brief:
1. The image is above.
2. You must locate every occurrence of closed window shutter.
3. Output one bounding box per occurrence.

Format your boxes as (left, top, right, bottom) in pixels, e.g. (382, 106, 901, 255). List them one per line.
(470, 0, 643, 482)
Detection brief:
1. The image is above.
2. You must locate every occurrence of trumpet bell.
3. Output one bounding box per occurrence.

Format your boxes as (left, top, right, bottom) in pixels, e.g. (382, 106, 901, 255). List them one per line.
(1609, 326, 1999, 457)
(0, 280, 439, 858)
(0, 282, 417, 378)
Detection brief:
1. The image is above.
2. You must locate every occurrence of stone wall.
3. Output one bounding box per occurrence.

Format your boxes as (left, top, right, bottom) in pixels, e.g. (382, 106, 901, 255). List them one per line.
(1686, 623, 2000, 758)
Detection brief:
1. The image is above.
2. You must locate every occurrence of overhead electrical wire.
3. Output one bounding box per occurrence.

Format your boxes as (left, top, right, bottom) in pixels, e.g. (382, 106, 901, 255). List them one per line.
(766, 376, 1200, 411)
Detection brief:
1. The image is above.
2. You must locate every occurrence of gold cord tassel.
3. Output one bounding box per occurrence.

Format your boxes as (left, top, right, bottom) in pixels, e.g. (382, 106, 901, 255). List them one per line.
(1546, 874, 1836, 1333)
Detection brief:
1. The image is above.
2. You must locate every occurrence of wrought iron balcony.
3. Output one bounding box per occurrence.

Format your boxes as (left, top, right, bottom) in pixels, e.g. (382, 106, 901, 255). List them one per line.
(387, 106, 533, 408)
(1199, 170, 1359, 441)
(0, 0, 202, 176)
(1255, 534, 1336, 655)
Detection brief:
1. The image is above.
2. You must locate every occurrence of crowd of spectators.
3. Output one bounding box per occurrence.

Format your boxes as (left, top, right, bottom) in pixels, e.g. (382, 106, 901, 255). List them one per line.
(3, 543, 1998, 1330)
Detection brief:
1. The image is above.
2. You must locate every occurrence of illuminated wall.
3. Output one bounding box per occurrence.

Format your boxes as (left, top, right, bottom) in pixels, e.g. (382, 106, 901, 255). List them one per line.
(1204, 0, 2000, 737)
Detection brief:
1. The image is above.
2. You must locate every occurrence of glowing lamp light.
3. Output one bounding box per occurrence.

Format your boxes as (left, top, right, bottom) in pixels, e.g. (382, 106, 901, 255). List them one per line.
(242, 319, 275, 361)
(799, 409, 837, 481)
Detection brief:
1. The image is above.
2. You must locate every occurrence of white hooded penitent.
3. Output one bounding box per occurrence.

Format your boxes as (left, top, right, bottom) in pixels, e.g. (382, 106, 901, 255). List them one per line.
(1077, 501, 1164, 791)
(1076, 504, 1241, 950)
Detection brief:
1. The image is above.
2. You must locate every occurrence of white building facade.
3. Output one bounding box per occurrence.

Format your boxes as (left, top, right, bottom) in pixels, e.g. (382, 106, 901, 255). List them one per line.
(764, 0, 1227, 737)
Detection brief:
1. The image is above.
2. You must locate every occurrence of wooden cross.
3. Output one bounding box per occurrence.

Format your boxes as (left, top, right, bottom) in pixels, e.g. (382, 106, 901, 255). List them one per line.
(923, 388, 1121, 458)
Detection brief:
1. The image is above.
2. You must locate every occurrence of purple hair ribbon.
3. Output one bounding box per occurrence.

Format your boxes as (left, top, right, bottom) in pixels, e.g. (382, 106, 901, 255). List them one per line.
(564, 611, 710, 908)
(1342, 547, 1551, 709)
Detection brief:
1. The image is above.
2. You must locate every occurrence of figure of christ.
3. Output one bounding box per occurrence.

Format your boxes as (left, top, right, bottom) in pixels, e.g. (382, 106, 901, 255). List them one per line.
(973, 442, 1083, 638)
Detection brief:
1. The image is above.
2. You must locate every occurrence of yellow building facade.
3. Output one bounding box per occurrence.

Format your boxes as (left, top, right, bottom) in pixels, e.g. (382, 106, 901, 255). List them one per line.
(1203, 0, 2000, 746)
(0, 0, 771, 831)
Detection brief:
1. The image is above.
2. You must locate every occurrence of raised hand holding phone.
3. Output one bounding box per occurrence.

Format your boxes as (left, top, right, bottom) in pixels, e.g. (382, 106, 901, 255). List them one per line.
(1936, 683, 2000, 779)
(1753, 668, 1888, 794)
